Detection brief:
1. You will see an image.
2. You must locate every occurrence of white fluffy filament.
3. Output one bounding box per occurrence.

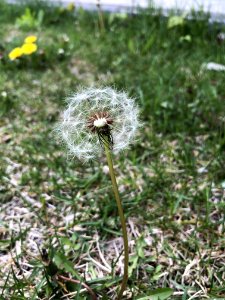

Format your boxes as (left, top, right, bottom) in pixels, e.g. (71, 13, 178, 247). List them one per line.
(56, 87, 140, 161)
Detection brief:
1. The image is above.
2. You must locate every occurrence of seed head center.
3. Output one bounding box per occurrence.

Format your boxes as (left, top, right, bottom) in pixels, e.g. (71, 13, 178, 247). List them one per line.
(87, 111, 113, 133)
(93, 117, 107, 128)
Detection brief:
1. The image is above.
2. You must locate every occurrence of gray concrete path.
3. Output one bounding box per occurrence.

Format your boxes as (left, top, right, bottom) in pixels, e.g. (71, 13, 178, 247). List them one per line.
(10, 0, 225, 21)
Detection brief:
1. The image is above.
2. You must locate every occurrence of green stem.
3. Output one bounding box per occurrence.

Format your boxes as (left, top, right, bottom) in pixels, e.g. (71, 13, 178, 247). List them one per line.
(104, 142, 129, 300)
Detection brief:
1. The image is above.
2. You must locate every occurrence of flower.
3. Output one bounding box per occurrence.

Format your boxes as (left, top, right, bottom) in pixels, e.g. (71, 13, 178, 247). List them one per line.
(24, 35, 37, 44)
(8, 35, 38, 61)
(67, 3, 75, 11)
(1, 91, 7, 98)
(56, 87, 140, 161)
(8, 47, 23, 60)
(21, 43, 37, 55)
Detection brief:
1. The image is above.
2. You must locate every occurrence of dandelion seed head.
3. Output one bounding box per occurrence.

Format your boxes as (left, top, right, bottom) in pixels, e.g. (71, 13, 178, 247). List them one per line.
(56, 87, 140, 161)
(94, 118, 107, 128)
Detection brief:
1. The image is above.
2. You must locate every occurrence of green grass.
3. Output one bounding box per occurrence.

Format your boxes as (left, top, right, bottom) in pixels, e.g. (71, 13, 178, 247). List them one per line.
(0, 0, 225, 299)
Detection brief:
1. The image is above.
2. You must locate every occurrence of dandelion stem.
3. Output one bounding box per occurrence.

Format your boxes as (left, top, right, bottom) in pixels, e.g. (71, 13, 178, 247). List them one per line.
(104, 142, 129, 300)
(96, 0, 105, 33)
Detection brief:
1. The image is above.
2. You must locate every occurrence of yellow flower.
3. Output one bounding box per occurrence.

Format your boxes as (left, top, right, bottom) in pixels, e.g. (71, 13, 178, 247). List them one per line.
(67, 3, 75, 11)
(24, 35, 37, 44)
(21, 43, 37, 55)
(8, 47, 23, 60)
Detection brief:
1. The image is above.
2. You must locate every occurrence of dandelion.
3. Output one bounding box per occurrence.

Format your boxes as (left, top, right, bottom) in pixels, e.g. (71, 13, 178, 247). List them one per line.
(8, 35, 38, 61)
(1, 91, 7, 98)
(67, 2, 75, 11)
(24, 35, 37, 44)
(57, 87, 140, 299)
(57, 87, 139, 161)
(8, 47, 23, 60)
(21, 43, 37, 55)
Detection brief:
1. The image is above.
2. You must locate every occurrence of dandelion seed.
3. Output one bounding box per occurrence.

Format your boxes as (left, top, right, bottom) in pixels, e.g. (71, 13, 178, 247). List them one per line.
(1, 91, 7, 98)
(56, 87, 140, 161)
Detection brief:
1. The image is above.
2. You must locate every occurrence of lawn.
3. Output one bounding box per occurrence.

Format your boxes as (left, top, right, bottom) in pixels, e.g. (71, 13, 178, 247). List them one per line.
(0, 1, 225, 299)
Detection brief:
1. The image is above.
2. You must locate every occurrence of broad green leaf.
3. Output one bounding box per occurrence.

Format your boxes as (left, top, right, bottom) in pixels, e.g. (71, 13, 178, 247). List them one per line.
(179, 35, 192, 42)
(143, 35, 155, 53)
(167, 16, 184, 29)
(128, 39, 136, 54)
(128, 254, 139, 276)
(53, 252, 80, 278)
(137, 235, 147, 259)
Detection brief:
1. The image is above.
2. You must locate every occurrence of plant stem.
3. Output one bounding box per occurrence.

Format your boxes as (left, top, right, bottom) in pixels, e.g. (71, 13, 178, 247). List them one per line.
(96, 0, 105, 33)
(104, 142, 129, 300)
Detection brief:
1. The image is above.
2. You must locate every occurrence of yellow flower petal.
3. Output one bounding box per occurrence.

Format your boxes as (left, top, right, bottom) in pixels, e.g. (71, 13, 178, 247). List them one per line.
(8, 47, 23, 61)
(21, 43, 38, 55)
(24, 35, 37, 44)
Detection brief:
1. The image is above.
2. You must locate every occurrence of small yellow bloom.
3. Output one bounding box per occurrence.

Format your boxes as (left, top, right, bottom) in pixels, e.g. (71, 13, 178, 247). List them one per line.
(24, 35, 37, 44)
(67, 3, 75, 11)
(8, 47, 23, 60)
(21, 43, 37, 55)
